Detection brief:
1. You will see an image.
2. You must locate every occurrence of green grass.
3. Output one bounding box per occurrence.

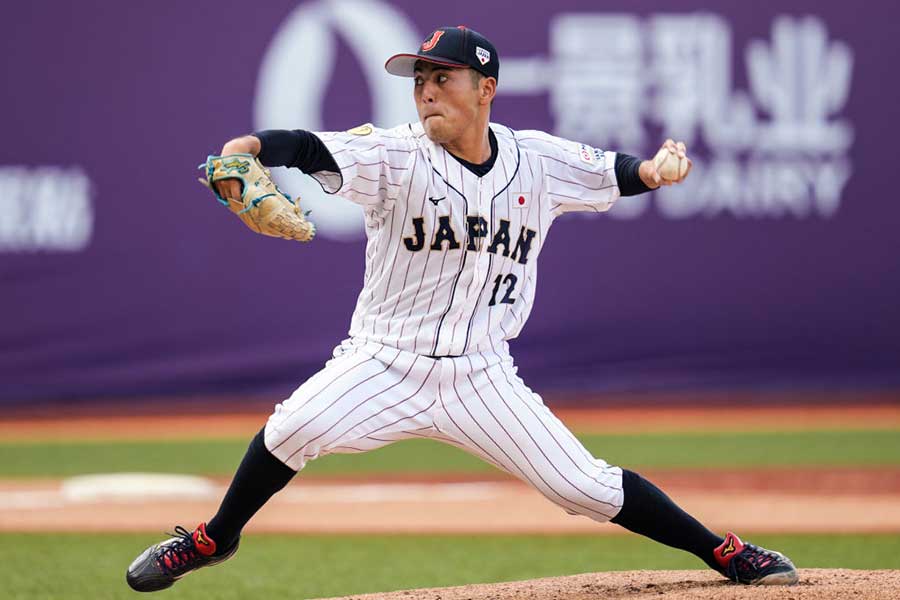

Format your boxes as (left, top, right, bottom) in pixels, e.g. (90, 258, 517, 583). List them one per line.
(1, 532, 898, 600)
(1, 430, 898, 478)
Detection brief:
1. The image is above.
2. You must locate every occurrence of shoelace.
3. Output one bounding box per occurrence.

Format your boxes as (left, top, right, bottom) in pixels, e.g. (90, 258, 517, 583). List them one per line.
(733, 543, 778, 573)
(156, 526, 198, 575)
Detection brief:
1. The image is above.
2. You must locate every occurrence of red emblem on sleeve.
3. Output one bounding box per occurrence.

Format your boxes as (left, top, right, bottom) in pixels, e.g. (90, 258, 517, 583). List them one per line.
(421, 30, 445, 52)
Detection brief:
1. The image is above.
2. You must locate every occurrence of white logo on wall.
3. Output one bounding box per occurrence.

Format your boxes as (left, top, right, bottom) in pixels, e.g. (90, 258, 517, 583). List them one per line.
(0, 167, 93, 252)
(256, 4, 854, 239)
(254, 0, 419, 241)
(500, 14, 854, 220)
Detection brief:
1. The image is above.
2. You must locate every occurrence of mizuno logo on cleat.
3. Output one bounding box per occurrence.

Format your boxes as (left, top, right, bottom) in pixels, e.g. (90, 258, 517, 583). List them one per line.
(721, 538, 736, 557)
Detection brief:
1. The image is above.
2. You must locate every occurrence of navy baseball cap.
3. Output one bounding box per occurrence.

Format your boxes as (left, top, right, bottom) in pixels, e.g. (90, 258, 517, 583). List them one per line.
(385, 26, 499, 81)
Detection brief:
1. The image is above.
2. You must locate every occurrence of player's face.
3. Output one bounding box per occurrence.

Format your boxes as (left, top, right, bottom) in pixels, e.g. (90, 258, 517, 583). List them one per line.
(413, 64, 481, 143)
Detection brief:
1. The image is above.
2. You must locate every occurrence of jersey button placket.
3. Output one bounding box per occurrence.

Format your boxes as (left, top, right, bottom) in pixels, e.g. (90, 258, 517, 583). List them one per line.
(467, 178, 490, 298)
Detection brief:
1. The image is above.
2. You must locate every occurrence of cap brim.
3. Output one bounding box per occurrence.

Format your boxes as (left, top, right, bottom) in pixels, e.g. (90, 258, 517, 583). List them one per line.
(384, 53, 469, 77)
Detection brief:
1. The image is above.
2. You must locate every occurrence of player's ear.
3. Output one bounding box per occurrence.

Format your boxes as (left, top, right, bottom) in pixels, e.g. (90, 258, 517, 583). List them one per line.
(479, 77, 497, 106)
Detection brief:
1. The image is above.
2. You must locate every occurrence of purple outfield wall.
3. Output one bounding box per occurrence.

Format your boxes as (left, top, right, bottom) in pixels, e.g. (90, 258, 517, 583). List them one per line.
(1, 0, 898, 405)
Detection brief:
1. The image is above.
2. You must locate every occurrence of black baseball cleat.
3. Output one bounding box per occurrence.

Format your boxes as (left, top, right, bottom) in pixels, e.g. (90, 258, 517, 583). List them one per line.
(714, 531, 798, 585)
(126, 523, 239, 592)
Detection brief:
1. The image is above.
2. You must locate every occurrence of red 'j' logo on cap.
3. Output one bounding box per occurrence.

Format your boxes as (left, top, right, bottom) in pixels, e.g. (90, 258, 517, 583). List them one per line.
(421, 30, 444, 52)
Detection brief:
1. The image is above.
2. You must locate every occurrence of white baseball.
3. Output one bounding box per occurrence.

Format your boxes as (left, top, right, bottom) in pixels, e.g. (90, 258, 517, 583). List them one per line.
(653, 147, 689, 182)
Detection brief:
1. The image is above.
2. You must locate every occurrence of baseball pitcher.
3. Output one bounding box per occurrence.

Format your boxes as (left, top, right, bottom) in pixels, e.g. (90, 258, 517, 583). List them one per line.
(126, 26, 797, 592)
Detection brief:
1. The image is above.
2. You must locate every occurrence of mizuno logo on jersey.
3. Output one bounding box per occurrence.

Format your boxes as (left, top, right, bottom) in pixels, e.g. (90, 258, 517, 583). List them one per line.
(403, 216, 537, 265)
(428, 196, 446, 206)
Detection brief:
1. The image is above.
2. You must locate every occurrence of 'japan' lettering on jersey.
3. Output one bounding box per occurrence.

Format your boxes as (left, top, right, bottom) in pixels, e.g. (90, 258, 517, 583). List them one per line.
(311, 122, 619, 357)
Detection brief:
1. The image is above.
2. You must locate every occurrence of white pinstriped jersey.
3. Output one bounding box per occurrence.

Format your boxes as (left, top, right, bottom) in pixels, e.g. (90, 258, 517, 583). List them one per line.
(311, 122, 619, 357)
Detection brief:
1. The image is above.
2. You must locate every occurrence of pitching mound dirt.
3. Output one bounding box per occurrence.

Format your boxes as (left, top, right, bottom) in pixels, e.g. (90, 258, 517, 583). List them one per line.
(314, 569, 900, 600)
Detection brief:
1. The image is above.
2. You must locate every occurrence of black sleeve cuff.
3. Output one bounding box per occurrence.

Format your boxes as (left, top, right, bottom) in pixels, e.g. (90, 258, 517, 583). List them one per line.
(615, 153, 653, 197)
(253, 129, 340, 175)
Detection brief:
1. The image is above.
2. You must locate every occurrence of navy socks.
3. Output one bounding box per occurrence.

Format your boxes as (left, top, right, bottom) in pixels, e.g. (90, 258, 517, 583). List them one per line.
(205, 428, 296, 552)
(611, 469, 724, 571)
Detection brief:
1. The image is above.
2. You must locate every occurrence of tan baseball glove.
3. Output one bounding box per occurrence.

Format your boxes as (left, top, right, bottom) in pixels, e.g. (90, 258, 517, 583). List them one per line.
(198, 154, 316, 242)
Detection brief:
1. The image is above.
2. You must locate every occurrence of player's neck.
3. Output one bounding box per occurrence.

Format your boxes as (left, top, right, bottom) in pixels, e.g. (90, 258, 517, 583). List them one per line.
(442, 120, 492, 165)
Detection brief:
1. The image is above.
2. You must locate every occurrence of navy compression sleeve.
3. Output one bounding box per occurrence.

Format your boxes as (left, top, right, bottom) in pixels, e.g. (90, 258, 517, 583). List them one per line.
(615, 153, 653, 196)
(253, 129, 340, 175)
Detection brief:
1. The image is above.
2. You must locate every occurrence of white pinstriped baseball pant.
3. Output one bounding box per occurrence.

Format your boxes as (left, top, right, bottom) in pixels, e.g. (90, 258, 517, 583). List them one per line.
(264, 339, 624, 522)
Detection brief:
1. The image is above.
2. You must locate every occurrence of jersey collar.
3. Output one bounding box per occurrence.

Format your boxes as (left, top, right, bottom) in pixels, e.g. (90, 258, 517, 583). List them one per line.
(414, 122, 521, 196)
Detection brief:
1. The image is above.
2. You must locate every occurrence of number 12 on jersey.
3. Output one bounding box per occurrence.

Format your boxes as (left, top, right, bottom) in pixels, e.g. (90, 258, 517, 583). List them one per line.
(488, 273, 518, 306)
